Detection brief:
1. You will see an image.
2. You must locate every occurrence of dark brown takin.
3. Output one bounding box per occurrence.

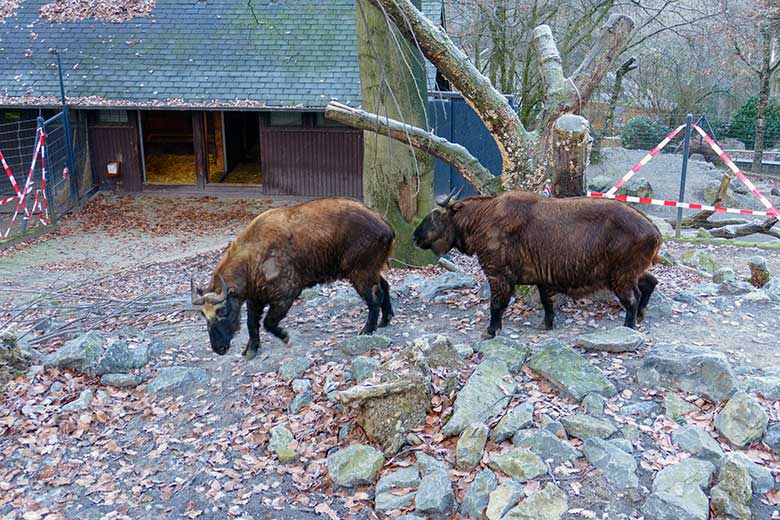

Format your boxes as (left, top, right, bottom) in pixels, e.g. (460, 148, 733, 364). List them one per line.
(413, 188, 662, 337)
(191, 198, 395, 359)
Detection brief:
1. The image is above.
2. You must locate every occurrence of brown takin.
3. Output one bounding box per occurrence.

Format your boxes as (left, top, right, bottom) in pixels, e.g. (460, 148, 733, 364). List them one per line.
(413, 188, 662, 337)
(191, 198, 395, 359)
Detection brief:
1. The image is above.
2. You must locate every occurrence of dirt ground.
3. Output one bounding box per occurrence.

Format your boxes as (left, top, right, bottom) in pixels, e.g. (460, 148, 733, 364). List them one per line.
(1, 194, 778, 520)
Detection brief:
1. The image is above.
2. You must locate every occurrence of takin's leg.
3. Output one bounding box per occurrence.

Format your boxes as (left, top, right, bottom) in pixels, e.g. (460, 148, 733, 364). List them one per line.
(485, 275, 512, 338)
(378, 276, 394, 328)
(614, 286, 640, 329)
(263, 299, 294, 344)
(242, 300, 264, 360)
(636, 272, 658, 323)
(351, 276, 383, 335)
(537, 285, 556, 330)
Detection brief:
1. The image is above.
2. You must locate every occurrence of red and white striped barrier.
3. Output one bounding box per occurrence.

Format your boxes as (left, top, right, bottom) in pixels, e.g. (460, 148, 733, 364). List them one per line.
(593, 124, 780, 219)
(1, 129, 50, 239)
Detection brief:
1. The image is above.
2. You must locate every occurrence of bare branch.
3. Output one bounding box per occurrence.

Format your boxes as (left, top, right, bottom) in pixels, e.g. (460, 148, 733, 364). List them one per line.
(325, 102, 499, 195)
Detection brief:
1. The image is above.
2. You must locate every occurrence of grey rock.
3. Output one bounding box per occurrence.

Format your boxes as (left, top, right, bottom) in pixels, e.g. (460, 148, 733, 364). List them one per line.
(711, 453, 751, 519)
(645, 289, 674, 319)
(95, 341, 150, 375)
(420, 272, 477, 300)
(625, 177, 653, 198)
(62, 389, 94, 411)
(376, 465, 420, 494)
(664, 393, 700, 422)
(680, 251, 720, 274)
(442, 359, 517, 437)
(485, 481, 524, 520)
(291, 378, 311, 394)
(741, 374, 780, 399)
(582, 438, 638, 489)
(764, 423, 780, 454)
(278, 358, 312, 381)
(561, 414, 617, 439)
(714, 391, 769, 447)
(456, 423, 489, 470)
(350, 356, 380, 383)
(717, 280, 754, 296)
(146, 366, 209, 394)
(415, 335, 465, 370)
(26, 365, 44, 379)
(621, 400, 661, 418)
(461, 469, 497, 519)
(502, 483, 568, 520)
(100, 373, 142, 388)
(512, 428, 581, 464)
(416, 452, 450, 477)
(397, 516, 425, 520)
(764, 278, 780, 301)
(48, 381, 64, 394)
(473, 337, 530, 373)
(327, 444, 384, 488)
(642, 459, 714, 520)
(337, 424, 352, 442)
(43, 331, 105, 376)
(528, 342, 616, 401)
(340, 335, 391, 356)
(268, 425, 297, 463)
(712, 268, 737, 284)
(491, 401, 535, 442)
(289, 390, 312, 414)
(582, 393, 606, 416)
(415, 471, 455, 517)
(637, 343, 738, 402)
(576, 327, 644, 353)
(609, 438, 633, 453)
(743, 290, 771, 302)
(540, 415, 567, 438)
(727, 452, 774, 494)
(454, 343, 474, 359)
(487, 448, 546, 481)
(671, 425, 723, 464)
(375, 491, 415, 513)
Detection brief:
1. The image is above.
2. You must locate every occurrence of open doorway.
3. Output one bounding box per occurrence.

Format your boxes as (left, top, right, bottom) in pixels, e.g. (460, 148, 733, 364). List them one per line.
(141, 111, 197, 185)
(210, 112, 261, 185)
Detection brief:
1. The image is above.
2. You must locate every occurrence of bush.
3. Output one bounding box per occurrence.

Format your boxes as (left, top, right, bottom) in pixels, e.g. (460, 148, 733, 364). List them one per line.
(728, 96, 780, 149)
(621, 117, 672, 150)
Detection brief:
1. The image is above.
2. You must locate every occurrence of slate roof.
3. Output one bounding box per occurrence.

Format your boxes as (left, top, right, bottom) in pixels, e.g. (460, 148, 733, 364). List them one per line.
(0, 0, 370, 109)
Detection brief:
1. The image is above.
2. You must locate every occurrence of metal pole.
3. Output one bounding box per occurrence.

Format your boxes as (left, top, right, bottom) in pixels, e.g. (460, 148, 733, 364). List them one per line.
(55, 50, 79, 209)
(39, 115, 56, 222)
(675, 113, 694, 238)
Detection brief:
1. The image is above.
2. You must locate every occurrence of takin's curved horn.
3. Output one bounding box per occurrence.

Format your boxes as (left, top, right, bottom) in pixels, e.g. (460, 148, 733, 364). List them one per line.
(204, 274, 228, 304)
(435, 186, 464, 208)
(191, 276, 206, 306)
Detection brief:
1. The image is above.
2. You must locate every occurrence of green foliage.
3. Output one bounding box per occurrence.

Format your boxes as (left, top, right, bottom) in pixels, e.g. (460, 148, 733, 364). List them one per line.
(621, 117, 671, 150)
(728, 96, 780, 149)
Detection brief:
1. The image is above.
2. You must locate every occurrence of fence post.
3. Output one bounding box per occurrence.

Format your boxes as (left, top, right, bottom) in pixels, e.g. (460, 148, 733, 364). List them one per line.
(675, 113, 694, 238)
(55, 51, 79, 209)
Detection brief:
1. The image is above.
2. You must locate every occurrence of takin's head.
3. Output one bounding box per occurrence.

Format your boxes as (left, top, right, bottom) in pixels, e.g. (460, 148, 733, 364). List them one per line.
(413, 187, 464, 256)
(191, 274, 241, 355)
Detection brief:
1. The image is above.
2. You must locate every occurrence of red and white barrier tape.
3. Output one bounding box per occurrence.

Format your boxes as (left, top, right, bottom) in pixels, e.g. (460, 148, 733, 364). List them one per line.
(1, 129, 49, 239)
(595, 124, 780, 219)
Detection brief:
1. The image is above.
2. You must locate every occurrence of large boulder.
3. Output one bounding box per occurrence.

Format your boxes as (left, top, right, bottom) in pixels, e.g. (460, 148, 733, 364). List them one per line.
(637, 343, 738, 402)
(146, 366, 209, 394)
(43, 331, 106, 376)
(528, 341, 616, 401)
(512, 428, 581, 464)
(415, 471, 455, 518)
(560, 414, 616, 440)
(442, 359, 517, 437)
(714, 391, 768, 448)
(327, 444, 384, 488)
(456, 423, 489, 470)
(95, 341, 150, 375)
(473, 337, 530, 373)
(487, 448, 546, 481)
(582, 438, 638, 490)
(575, 327, 644, 353)
(503, 483, 568, 520)
(641, 459, 714, 520)
(461, 469, 497, 519)
(710, 453, 752, 519)
(670, 425, 723, 464)
(491, 402, 535, 442)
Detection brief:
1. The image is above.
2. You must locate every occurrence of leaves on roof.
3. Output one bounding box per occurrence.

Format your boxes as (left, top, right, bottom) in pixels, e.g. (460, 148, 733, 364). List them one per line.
(39, 0, 155, 23)
(0, 0, 22, 23)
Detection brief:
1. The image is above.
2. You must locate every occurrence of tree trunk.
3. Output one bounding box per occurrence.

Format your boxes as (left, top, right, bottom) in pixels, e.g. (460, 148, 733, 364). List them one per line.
(752, 30, 773, 174)
(551, 114, 591, 197)
(355, 0, 435, 265)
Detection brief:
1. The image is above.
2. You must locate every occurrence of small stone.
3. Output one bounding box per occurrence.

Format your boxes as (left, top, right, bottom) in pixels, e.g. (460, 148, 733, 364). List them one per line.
(664, 393, 699, 422)
(62, 389, 93, 411)
(609, 438, 633, 453)
(376, 465, 420, 494)
(415, 335, 465, 370)
(645, 289, 674, 319)
(512, 428, 581, 464)
(454, 343, 474, 359)
(502, 483, 568, 520)
(582, 393, 606, 416)
(146, 366, 209, 394)
(415, 471, 454, 517)
(712, 268, 736, 284)
(620, 400, 661, 418)
(727, 452, 774, 494)
(278, 358, 312, 381)
(575, 327, 644, 353)
(485, 481, 524, 520)
(764, 423, 780, 454)
(743, 290, 771, 302)
(100, 373, 142, 388)
(714, 391, 769, 448)
(680, 251, 720, 274)
(582, 438, 638, 489)
(456, 423, 489, 470)
(419, 271, 477, 300)
(748, 256, 771, 288)
(487, 448, 546, 481)
(268, 425, 297, 463)
(671, 425, 723, 465)
(289, 390, 312, 414)
(642, 459, 714, 520)
(416, 452, 450, 477)
(491, 402, 534, 442)
(461, 469, 497, 519)
(711, 453, 751, 519)
(622, 424, 640, 443)
(764, 278, 780, 301)
(718, 280, 754, 296)
(637, 343, 738, 402)
(49, 381, 64, 394)
(540, 414, 566, 438)
(560, 414, 616, 440)
(375, 490, 415, 513)
(528, 341, 616, 401)
(741, 374, 780, 400)
(472, 337, 530, 373)
(327, 444, 384, 488)
(337, 424, 352, 441)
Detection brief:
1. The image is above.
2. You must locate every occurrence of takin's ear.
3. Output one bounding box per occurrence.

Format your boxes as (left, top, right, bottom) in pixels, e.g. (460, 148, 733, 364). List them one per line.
(450, 201, 464, 213)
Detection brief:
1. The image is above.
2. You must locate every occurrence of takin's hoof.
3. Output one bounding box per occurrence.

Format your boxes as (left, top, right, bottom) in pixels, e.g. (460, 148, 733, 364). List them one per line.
(242, 345, 259, 361)
(279, 331, 290, 344)
(359, 326, 377, 335)
(636, 311, 646, 324)
(378, 314, 394, 328)
(540, 320, 554, 331)
(482, 329, 497, 339)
